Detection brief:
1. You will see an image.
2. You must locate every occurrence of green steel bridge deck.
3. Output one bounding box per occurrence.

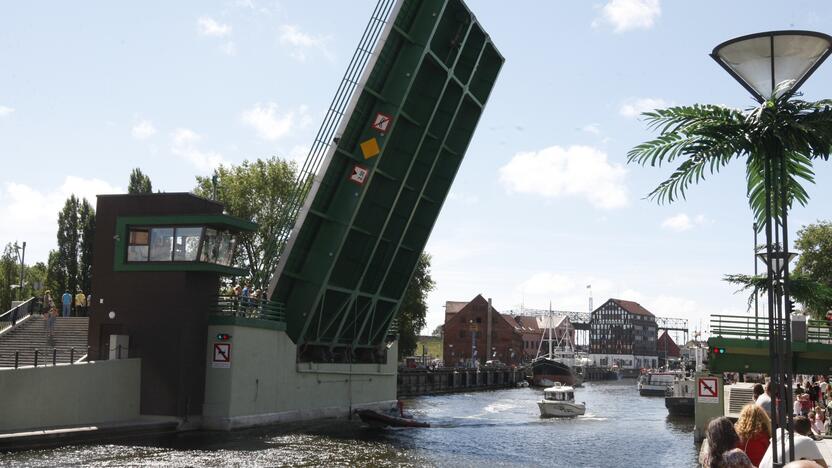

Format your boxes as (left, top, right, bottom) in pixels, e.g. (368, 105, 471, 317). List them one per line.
(267, 0, 503, 362)
(708, 315, 832, 374)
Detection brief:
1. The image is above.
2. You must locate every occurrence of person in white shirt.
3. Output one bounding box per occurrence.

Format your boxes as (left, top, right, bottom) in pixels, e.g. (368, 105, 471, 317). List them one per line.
(758, 416, 827, 468)
(757, 381, 773, 420)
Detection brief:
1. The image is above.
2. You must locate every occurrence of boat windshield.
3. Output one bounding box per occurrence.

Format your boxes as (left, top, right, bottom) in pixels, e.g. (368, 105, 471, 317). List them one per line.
(544, 391, 574, 401)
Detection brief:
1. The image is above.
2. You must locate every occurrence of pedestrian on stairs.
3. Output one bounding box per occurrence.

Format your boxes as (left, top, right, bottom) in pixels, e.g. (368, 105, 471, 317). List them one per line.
(61, 290, 72, 317)
(74, 291, 86, 317)
(44, 307, 57, 338)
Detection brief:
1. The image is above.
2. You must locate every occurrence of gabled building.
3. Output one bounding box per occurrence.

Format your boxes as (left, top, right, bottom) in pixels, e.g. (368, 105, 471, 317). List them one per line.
(657, 330, 681, 368)
(589, 298, 658, 369)
(514, 314, 576, 361)
(442, 295, 523, 367)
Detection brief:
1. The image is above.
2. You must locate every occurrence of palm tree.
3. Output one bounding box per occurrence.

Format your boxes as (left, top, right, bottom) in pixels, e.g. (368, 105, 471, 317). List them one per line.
(627, 89, 832, 227)
(723, 273, 832, 320)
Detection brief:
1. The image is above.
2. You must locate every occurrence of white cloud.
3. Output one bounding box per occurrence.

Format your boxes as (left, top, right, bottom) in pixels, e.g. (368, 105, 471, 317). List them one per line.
(197, 17, 231, 37)
(581, 123, 601, 135)
(518, 272, 576, 296)
(593, 0, 661, 33)
(619, 97, 668, 118)
(0, 105, 14, 118)
(170, 128, 228, 173)
(278, 24, 331, 62)
(499, 145, 628, 209)
(0, 177, 123, 263)
(241, 102, 309, 141)
(661, 213, 708, 232)
(220, 41, 237, 56)
(131, 120, 157, 140)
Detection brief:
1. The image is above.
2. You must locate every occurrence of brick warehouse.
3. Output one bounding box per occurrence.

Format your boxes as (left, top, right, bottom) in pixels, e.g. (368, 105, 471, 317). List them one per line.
(443, 295, 523, 367)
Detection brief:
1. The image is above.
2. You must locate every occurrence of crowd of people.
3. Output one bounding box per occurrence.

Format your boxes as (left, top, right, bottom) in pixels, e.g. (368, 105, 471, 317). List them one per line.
(701, 376, 832, 468)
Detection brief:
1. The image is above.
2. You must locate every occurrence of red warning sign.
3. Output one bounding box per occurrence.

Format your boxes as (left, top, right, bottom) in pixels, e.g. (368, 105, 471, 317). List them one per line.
(371, 112, 392, 133)
(212, 343, 231, 368)
(697, 377, 718, 403)
(348, 165, 369, 185)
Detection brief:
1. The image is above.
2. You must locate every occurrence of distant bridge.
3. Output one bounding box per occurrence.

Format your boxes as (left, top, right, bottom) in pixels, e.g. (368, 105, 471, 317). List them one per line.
(509, 308, 690, 347)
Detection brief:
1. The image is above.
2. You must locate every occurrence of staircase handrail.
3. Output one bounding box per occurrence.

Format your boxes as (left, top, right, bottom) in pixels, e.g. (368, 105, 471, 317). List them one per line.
(0, 297, 37, 333)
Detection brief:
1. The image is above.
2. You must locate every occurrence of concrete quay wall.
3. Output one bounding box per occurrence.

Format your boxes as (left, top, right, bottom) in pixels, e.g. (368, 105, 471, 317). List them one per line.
(397, 367, 526, 397)
(0, 359, 141, 433)
(202, 324, 398, 430)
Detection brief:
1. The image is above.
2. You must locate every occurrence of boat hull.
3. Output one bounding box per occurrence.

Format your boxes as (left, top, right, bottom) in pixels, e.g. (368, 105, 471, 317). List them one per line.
(537, 401, 586, 418)
(531, 358, 576, 387)
(638, 387, 668, 397)
(355, 410, 430, 428)
(665, 397, 695, 417)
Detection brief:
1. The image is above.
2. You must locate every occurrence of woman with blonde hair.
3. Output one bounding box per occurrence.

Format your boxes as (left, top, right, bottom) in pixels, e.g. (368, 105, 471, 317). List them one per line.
(734, 403, 771, 466)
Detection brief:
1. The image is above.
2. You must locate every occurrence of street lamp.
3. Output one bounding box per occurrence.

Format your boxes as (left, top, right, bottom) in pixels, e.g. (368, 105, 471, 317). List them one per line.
(712, 30, 832, 467)
(12, 242, 26, 301)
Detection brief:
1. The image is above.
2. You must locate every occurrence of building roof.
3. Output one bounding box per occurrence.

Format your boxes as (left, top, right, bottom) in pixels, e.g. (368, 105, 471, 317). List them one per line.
(535, 315, 571, 330)
(444, 301, 469, 315)
(513, 315, 540, 332)
(610, 298, 655, 317)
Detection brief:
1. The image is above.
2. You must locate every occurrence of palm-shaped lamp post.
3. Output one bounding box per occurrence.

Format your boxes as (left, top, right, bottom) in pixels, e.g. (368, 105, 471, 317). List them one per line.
(712, 31, 831, 466)
(629, 30, 832, 467)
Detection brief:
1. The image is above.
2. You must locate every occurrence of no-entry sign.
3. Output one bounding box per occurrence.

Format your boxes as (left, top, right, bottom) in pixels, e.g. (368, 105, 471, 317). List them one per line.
(697, 377, 719, 404)
(371, 112, 392, 133)
(212, 343, 231, 368)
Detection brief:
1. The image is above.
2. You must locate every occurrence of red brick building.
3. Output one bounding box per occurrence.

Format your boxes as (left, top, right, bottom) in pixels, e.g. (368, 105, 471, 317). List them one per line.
(442, 295, 523, 367)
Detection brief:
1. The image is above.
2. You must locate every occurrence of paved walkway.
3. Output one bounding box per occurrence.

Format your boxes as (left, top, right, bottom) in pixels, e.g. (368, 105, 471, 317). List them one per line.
(820, 438, 832, 464)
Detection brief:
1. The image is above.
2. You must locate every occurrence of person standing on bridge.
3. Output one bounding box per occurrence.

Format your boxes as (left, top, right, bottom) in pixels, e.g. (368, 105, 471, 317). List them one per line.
(735, 403, 771, 467)
(756, 381, 773, 420)
(61, 290, 72, 317)
(74, 290, 86, 317)
(699, 416, 754, 468)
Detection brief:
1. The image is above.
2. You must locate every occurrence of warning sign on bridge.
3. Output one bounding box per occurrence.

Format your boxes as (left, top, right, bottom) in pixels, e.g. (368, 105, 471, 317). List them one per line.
(371, 112, 392, 133)
(348, 165, 369, 185)
(212, 343, 231, 368)
(697, 377, 719, 404)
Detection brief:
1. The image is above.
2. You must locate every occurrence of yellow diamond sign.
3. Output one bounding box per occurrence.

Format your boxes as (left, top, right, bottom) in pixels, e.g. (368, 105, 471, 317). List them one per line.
(360, 138, 381, 160)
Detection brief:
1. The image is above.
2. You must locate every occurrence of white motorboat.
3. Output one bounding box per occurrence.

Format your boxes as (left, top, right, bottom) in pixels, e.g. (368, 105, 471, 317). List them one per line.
(537, 382, 586, 418)
(637, 371, 680, 397)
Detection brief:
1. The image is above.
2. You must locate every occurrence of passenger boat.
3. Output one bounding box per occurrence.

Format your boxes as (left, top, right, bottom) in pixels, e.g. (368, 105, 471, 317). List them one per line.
(537, 382, 586, 418)
(638, 371, 680, 397)
(664, 375, 695, 416)
(355, 409, 430, 428)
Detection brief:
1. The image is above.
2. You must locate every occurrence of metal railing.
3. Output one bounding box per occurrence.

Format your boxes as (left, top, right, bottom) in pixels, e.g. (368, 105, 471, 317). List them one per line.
(0, 297, 37, 333)
(710, 315, 770, 340)
(262, 0, 398, 292)
(0, 346, 89, 369)
(711, 314, 832, 344)
(210, 295, 286, 323)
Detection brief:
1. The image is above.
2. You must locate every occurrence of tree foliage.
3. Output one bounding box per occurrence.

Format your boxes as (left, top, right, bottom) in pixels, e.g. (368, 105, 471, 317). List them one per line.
(723, 273, 832, 320)
(193, 157, 297, 289)
(128, 168, 153, 194)
(628, 91, 832, 229)
(54, 195, 95, 296)
(794, 221, 832, 288)
(0, 244, 16, 312)
(397, 252, 436, 359)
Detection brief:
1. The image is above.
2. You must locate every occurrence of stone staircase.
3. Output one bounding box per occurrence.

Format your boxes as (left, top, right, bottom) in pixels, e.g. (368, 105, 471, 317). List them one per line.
(0, 317, 89, 368)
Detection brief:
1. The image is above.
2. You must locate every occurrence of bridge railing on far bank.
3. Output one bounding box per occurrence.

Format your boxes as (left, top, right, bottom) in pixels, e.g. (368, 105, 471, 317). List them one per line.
(0, 297, 37, 333)
(711, 314, 832, 344)
(210, 295, 286, 324)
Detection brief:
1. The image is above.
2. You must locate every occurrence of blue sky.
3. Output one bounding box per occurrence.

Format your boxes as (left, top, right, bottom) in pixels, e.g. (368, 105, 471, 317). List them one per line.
(2, 1, 832, 336)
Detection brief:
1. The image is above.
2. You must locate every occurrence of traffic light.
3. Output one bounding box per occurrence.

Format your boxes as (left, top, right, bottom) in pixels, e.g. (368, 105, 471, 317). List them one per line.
(712, 347, 726, 355)
(216, 333, 232, 341)
(786, 300, 795, 314)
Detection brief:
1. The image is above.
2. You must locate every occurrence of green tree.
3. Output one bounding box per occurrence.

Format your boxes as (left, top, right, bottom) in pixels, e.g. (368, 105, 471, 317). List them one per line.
(794, 221, 832, 289)
(78, 198, 96, 293)
(53, 195, 96, 296)
(627, 92, 832, 228)
(128, 168, 153, 194)
(723, 273, 832, 319)
(46, 250, 64, 304)
(24, 262, 47, 298)
(397, 252, 435, 359)
(193, 157, 297, 289)
(56, 195, 80, 295)
(0, 244, 15, 312)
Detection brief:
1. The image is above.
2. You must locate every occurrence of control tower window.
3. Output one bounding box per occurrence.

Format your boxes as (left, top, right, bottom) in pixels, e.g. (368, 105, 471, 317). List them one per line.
(149, 228, 175, 261)
(127, 228, 149, 261)
(174, 227, 203, 261)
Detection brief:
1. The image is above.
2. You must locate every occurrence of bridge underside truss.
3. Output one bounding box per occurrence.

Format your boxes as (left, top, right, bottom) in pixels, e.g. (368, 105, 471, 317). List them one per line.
(271, 0, 503, 362)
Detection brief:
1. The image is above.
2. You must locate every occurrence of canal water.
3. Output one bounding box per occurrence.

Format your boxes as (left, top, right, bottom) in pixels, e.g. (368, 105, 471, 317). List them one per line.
(2, 379, 699, 467)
